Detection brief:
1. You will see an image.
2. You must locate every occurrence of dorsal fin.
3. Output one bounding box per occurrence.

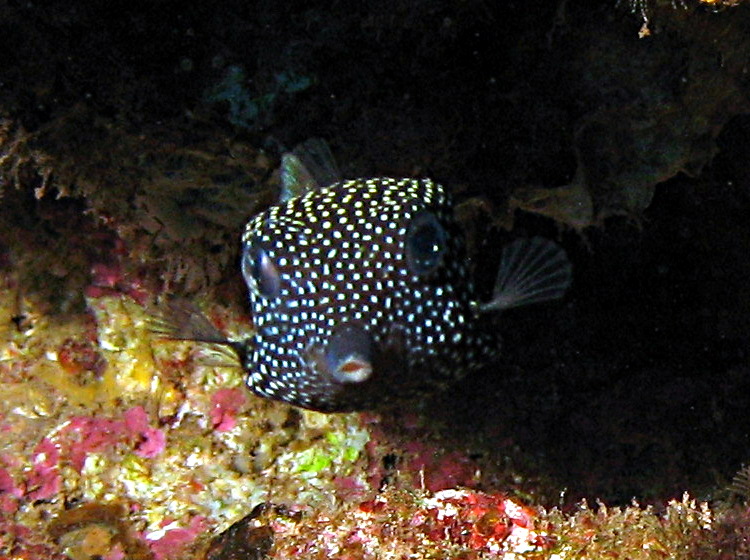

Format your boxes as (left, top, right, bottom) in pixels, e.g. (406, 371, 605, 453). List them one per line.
(280, 138, 341, 202)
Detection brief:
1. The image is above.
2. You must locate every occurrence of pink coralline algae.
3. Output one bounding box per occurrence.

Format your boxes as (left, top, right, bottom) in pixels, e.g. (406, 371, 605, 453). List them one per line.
(209, 388, 246, 432)
(124, 406, 167, 458)
(146, 515, 208, 560)
(60, 406, 166, 471)
(63, 415, 127, 471)
(26, 438, 61, 501)
(0, 466, 23, 513)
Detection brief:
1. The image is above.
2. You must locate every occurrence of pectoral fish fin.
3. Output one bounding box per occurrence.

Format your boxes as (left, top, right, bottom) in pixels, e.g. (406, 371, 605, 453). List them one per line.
(280, 138, 341, 202)
(479, 237, 572, 312)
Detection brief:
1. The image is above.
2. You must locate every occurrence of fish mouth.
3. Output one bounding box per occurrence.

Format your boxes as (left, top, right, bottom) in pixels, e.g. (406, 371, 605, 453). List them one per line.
(302, 322, 375, 385)
(331, 356, 373, 384)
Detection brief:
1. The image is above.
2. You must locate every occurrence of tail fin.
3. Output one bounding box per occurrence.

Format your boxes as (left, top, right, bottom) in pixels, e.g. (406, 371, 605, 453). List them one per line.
(150, 299, 229, 343)
(479, 237, 572, 312)
(150, 299, 246, 367)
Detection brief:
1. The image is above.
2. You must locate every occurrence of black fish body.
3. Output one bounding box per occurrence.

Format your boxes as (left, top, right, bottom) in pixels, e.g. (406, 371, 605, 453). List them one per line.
(240, 176, 571, 412)
(241, 178, 492, 411)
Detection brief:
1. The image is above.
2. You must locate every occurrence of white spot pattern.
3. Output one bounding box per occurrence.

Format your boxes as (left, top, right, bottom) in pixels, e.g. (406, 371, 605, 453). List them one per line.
(241, 177, 496, 411)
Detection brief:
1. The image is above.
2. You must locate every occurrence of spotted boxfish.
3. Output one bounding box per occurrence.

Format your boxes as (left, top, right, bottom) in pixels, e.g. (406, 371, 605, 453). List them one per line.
(163, 140, 572, 412)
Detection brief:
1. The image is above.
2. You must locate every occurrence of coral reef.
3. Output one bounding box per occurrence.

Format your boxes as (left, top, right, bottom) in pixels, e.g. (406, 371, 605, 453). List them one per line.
(1, 255, 749, 557)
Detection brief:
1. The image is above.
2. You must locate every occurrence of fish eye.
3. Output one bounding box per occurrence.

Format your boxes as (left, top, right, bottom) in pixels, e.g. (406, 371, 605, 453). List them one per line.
(405, 210, 448, 276)
(241, 243, 281, 298)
